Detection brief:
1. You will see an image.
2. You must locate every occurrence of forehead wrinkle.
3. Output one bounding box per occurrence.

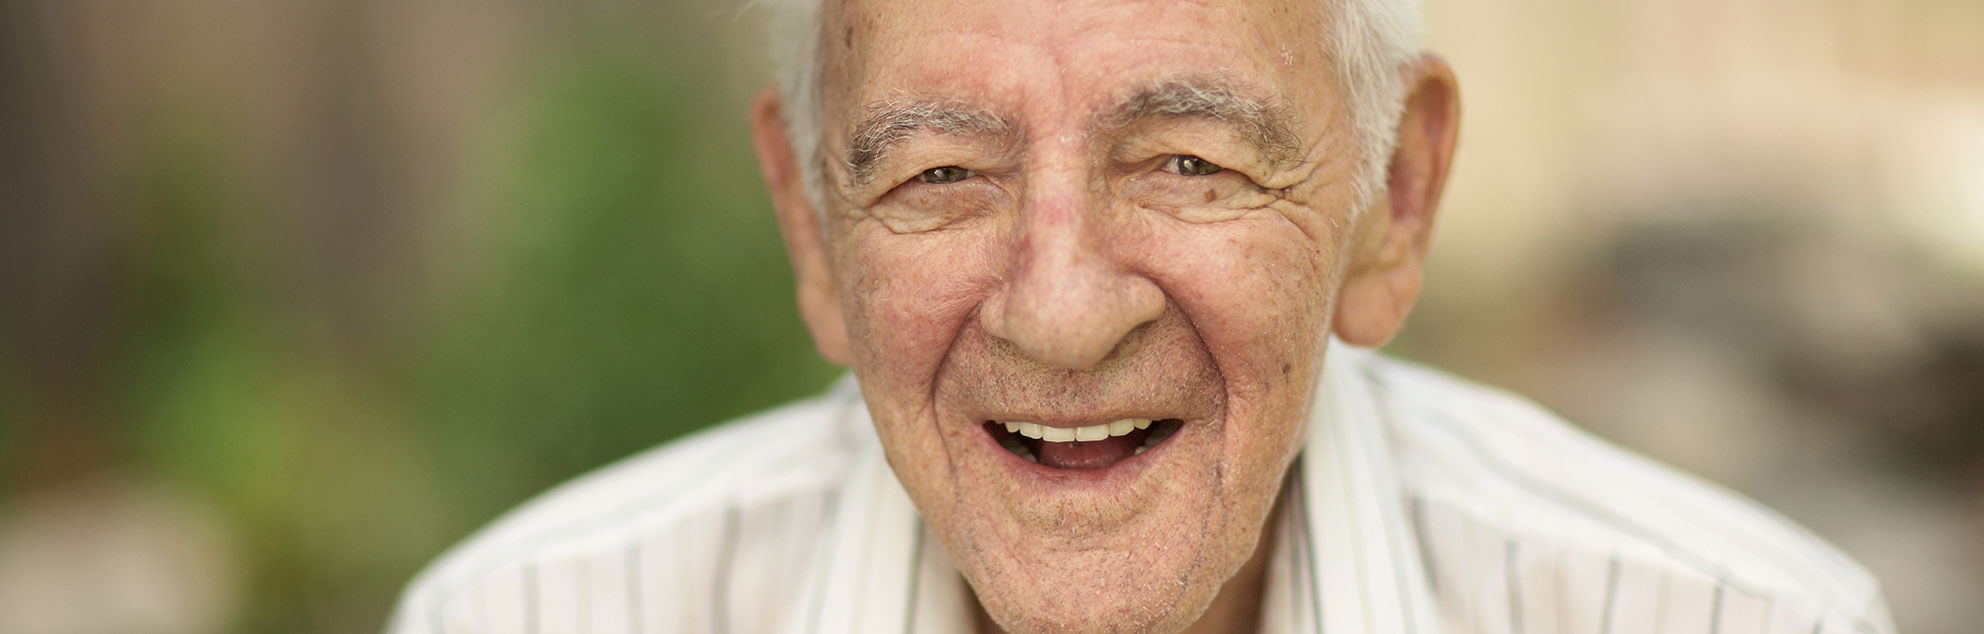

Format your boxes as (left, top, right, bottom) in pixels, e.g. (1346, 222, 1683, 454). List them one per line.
(1092, 77, 1304, 169)
(846, 98, 1019, 186)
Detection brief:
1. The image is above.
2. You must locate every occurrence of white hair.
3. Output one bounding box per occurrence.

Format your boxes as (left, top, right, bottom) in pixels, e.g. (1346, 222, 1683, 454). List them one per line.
(761, 0, 1423, 216)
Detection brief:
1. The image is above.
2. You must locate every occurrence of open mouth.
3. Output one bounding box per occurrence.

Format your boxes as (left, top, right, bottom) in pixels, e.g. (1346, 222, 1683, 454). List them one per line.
(983, 418, 1184, 470)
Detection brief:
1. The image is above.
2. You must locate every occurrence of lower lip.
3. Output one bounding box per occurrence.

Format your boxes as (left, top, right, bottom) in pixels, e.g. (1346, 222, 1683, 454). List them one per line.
(975, 421, 1184, 488)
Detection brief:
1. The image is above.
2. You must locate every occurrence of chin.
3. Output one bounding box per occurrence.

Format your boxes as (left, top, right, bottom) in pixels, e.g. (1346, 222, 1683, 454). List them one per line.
(949, 500, 1258, 634)
(971, 571, 1213, 634)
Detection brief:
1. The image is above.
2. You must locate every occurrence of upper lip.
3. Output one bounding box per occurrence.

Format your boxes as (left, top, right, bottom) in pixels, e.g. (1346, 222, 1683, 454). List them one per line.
(970, 410, 1187, 429)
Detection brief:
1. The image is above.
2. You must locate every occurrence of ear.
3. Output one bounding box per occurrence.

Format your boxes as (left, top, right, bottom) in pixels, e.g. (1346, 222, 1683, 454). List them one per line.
(1333, 54, 1461, 347)
(751, 87, 852, 364)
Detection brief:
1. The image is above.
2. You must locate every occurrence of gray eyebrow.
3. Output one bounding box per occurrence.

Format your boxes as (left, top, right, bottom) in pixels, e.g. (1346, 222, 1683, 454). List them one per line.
(845, 99, 1017, 186)
(1096, 78, 1304, 168)
(842, 80, 1298, 187)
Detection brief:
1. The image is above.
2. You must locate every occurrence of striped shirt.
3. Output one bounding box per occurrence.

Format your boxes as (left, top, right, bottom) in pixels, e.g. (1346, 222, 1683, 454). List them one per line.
(386, 344, 1895, 634)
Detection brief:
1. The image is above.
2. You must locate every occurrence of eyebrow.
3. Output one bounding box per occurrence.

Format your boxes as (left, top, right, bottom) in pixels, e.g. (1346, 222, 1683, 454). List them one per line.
(1097, 77, 1304, 168)
(846, 99, 1018, 186)
(842, 78, 1301, 186)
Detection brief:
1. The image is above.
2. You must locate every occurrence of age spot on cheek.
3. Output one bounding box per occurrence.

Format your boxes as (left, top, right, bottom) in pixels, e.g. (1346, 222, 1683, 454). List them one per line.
(1203, 189, 1217, 203)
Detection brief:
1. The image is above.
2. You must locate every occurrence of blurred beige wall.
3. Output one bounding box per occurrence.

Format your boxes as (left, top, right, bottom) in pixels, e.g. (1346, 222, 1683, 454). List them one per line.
(1416, 1, 1984, 632)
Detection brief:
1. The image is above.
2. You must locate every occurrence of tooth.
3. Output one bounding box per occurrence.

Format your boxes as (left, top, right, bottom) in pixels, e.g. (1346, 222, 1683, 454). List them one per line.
(1041, 425, 1076, 442)
(1017, 422, 1044, 440)
(1107, 419, 1134, 437)
(1004, 421, 1020, 433)
(1075, 424, 1107, 442)
(1134, 419, 1152, 430)
(1133, 446, 1147, 455)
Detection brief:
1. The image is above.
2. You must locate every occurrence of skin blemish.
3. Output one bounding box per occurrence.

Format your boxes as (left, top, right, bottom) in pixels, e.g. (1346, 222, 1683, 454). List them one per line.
(844, 26, 853, 48)
(1282, 363, 1291, 377)
(1203, 188, 1217, 203)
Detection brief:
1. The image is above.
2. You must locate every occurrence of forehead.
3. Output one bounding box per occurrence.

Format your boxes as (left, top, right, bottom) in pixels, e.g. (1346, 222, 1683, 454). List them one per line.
(822, 0, 1339, 126)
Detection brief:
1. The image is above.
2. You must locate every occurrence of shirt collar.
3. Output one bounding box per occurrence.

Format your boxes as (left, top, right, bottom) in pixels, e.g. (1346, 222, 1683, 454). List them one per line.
(1292, 343, 1445, 634)
(785, 341, 1442, 634)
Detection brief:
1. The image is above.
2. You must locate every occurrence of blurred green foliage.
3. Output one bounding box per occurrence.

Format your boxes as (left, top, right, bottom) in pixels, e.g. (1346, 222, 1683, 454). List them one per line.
(19, 28, 839, 634)
(394, 42, 838, 631)
(410, 42, 837, 526)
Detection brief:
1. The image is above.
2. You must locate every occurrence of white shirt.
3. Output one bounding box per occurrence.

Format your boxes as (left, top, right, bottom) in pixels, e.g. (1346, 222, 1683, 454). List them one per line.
(386, 345, 1895, 634)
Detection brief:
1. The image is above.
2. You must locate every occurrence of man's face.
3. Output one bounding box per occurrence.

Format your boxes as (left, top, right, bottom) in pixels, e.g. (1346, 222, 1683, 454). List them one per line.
(791, 0, 1389, 630)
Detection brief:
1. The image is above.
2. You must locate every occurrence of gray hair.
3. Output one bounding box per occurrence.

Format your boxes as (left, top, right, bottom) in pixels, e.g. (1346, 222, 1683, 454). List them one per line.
(761, 0, 1423, 218)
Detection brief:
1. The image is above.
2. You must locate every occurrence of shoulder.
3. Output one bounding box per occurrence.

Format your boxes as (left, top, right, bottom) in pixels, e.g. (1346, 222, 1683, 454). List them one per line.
(1355, 351, 1894, 630)
(385, 378, 868, 634)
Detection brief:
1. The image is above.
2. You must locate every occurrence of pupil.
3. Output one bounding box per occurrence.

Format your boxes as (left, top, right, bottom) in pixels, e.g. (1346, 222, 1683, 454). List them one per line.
(1173, 155, 1219, 175)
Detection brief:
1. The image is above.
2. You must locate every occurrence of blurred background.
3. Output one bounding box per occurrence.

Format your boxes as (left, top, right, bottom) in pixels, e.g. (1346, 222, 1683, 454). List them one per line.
(0, 0, 1976, 632)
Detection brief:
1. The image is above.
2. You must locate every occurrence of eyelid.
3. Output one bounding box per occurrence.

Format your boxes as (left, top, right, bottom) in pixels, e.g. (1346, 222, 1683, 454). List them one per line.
(883, 167, 1000, 205)
(917, 165, 975, 184)
(1112, 120, 1278, 175)
(1159, 154, 1223, 176)
(867, 134, 1019, 189)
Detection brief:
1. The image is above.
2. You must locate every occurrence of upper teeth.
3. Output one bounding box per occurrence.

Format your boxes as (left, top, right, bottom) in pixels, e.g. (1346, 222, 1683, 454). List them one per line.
(1003, 419, 1151, 442)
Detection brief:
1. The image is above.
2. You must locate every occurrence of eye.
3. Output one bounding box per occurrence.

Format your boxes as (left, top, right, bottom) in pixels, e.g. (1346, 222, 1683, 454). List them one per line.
(1161, 155, 1223, 176)
(918, 166, 973, 184)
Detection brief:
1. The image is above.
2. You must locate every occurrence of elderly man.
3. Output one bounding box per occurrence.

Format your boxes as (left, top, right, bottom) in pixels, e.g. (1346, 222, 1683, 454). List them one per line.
(389, 0, 1895, 632)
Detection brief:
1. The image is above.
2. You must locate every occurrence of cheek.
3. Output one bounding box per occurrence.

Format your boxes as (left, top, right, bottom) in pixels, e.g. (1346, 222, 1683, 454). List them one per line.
(1148, 218, 1338, 393)
(837, 229, 998, 393)
(835, 227, 1002, 504)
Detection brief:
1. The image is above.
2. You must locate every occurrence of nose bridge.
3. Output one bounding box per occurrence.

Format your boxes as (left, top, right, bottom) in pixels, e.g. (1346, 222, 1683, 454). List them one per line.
(1017, 189, 1104, 314)
(988, 166, 1163, 369)
(1021, 178, 1099, 277)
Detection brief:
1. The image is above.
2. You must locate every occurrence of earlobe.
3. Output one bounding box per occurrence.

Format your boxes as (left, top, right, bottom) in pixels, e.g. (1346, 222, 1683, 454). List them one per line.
(750, 88, 853, 364)
(1332, 55, 1461, 347)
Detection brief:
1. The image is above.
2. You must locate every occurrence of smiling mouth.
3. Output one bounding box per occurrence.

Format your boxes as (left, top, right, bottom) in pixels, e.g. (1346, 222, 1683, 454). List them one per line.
(983, 419, 1184, 470)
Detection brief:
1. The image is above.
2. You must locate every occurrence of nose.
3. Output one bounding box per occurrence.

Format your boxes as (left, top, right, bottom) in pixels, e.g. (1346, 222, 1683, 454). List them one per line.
(979, 191, 1165, 369)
